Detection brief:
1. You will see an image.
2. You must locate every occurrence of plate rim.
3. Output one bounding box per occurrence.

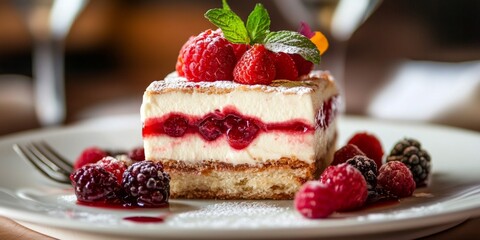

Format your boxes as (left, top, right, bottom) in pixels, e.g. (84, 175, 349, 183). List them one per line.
(0, 115, 479, 238)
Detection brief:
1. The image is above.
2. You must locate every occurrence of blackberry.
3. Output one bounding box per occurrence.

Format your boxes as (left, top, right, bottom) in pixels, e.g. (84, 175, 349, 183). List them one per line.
(70, 164, 121, 202)
(387, 138, 431, 186)
(389, 138, 421, 156)
(122, 161, 170, 207)
(346, 155, 377, 191)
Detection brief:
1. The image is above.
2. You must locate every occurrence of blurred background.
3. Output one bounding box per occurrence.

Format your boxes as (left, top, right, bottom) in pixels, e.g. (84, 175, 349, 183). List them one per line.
(0, 0, 479, 136)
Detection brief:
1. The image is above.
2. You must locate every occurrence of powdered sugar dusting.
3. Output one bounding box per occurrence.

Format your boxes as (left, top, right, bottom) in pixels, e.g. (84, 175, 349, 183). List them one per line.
(167, 201, 315, 228)
(149, 71, 332, 95)
(356, 203, 444, 222)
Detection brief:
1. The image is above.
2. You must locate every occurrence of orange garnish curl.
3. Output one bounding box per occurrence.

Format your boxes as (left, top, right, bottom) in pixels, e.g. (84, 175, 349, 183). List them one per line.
(310, 31, 329, 55)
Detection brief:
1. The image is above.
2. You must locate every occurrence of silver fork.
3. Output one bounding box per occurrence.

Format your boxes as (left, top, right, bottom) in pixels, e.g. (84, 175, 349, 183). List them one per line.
(13, 141, 73, 184)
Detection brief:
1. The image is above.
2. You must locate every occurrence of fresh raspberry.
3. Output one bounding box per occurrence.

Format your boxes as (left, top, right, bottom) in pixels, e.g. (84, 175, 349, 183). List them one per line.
(74, 147, 108, 170)
(377, 161, 416, 198)
(128, 147, 145, 161)
(122, 161, 170, 207)
(268, 51, 298, 80)
(290, 54, 314, 76)
(347, 132, 384, 170)
(320, 163, 368, 211)
(70, 164, 121, 203)
(231, 43, 250, 61)
(294, 181, 337, 219)
(97, 156, 128, 184)
(386, 138, 431, 186)
(233, 44, 276, 85)
(175, 35, 195, 77)
(163, 114, 189, 137)
(346, 155, 378, 191)
(331, 144, 366, 166)
(181, 29, 236, 82)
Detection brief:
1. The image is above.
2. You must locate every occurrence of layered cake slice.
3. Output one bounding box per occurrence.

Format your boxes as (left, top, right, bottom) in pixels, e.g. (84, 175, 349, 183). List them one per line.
(141, 2, 339, 199)
(141, 71, 339, 199)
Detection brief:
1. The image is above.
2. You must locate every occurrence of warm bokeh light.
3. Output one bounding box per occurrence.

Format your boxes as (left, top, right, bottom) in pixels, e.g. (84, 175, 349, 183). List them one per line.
(0, 0, 479, 135)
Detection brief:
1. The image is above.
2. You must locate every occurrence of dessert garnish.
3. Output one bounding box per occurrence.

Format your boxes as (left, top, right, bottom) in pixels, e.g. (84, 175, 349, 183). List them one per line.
(294, 181, 337, 219)
(294, 163, 369, 219)
(205, 1, 322, 62)
(74, 146, 108, 170)
(70, 147, 171, 207)
(97, 156, 128, 184)
(319, 163, 368, 211)
(71, 163, 122, 203)
(295, 133, 432, 219)
(377, 161, 416, 198)
(177, 0, 328, 84)
(331, 143, 366, 166)
(298, 21, 329, 55)
(233, 44, 276, 85)
(346, 155, 378, 192)
(347, 132, 385, 170)
(122, 161, 170, 207)
(386, 138, 431, 186)
(177, 29, 236, 82)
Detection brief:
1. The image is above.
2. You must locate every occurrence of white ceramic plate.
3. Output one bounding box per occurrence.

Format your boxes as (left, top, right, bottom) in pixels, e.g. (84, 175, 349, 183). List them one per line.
(0, 115, 479, 239)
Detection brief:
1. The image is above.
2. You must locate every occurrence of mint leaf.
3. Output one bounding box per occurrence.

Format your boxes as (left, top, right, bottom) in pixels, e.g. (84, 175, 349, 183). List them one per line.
(222, 0, 231, 11)
(205, 8, 250, 44)
(264, 31, 320, 64)
(246, 3, 270, 43)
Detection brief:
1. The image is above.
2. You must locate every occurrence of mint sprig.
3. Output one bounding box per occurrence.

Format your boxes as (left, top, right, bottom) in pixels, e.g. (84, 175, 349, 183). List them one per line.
(246, 4, 270, 43)
(221, 0, 231, 10)
(264, 31, 320, 64)
(204, 1, 320, 64)
(205, 8, 249, 44)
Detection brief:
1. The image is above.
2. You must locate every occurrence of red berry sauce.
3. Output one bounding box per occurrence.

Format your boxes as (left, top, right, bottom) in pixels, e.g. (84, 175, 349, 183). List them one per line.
(143, 96, 338, 150)
(362, 199, 400, 211)
(77, 200, 136, 210)
(315, 96, 339, 130)
(77, 200, 169, 209)
(123, 215, 166, 223)
(142, 101, 333, 150)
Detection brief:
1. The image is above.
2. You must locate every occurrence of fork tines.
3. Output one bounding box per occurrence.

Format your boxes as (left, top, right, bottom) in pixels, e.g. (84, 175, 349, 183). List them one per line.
(13, 141, 73, 184)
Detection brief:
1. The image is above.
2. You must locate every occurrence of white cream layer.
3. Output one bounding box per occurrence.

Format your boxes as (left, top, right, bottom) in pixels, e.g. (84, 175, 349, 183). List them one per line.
(144, 120, 337, 165)
(141, 71, 338, 123)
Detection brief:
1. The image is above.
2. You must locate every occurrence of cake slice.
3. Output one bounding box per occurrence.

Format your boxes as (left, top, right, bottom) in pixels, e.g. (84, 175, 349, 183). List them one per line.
(141, 71, 339, 199)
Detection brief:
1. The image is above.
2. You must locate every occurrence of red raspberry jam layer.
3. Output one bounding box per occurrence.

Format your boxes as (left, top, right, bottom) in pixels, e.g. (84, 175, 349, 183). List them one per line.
(315, 96, 339, 129)
(143, 96, 338, 150)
